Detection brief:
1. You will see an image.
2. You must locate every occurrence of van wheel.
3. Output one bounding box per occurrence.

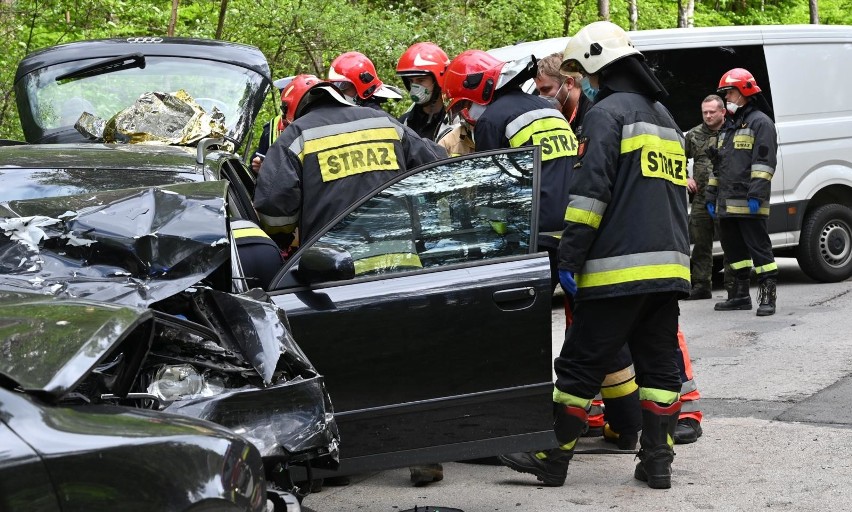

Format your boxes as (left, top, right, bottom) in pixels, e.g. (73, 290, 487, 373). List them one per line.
(796, 203, 852, 282)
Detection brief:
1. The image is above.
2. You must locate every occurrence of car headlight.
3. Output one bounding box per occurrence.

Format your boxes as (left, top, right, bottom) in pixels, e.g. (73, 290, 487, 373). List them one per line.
(147, 364, 225, 402)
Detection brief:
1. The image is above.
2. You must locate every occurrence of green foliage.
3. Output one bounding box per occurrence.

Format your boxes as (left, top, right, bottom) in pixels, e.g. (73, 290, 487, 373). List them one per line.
(1, 0, 850, 141)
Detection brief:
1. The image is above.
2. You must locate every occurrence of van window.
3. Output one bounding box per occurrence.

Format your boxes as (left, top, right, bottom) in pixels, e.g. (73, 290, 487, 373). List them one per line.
(644, 45, 773, 131)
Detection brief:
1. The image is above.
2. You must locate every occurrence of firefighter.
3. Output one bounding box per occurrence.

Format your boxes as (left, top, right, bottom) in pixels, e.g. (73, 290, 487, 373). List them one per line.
(443, 49, 578, 290)
(328, 51, 402, 111)
(706, 68, 778, 316)
(499, 21, 689, 490)
(253, 74, 446, 249)
(396, 42, 451, 140)
(252, 77, 295, 175)
(230, 219, 283, 290)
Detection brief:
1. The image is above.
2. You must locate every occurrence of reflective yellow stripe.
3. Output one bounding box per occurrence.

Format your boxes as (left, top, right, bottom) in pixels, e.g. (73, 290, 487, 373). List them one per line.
(301, 127, 401, 157)
(232, 227, 270, 239)
(601, 378, 638, 399)
(621, 134, 684, 155)
(601, 365, 636, 386)
(353, 253, 422, 275)
(751, 171, 773, 180)
(726, 205, 770, 215)
(729, 259, 752, 270)
(553, 388, 591, 409)
(565, 207, 602, 229)
(639, 387, 679, 405)
(755, 262, 778, 274)
(576, 263, 689, 288)
(509, 117, 573, 148)
(533, 129, 579, 161)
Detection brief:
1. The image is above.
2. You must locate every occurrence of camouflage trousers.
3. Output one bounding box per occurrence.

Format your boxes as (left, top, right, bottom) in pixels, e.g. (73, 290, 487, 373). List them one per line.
(688, 203, 716, 290)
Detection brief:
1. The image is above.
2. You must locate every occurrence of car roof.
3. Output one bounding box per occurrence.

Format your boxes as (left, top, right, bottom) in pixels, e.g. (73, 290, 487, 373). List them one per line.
(488, 24, 852, 62)
(15, 37, 271, 84)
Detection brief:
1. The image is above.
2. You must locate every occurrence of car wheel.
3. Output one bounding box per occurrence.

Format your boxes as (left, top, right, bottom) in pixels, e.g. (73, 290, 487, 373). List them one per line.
(796, 203, 852, 282)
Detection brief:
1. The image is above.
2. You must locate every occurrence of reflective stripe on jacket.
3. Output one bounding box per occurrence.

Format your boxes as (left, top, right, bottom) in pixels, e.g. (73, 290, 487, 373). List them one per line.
(474, 90, 578, 249)
(558, 91, 690, 300)
(705, 103, 777, 218)
(254, 103, 446, 245)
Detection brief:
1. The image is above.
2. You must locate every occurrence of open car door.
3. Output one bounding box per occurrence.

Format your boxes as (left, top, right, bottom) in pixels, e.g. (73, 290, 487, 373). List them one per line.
(269, 147, 556, 474)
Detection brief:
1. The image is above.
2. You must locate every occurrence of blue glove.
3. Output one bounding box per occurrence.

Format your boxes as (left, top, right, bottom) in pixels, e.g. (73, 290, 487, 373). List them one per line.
(748, 198, 760, 214)
(706, 202, 716, 219)
(559, 269, 577, 297)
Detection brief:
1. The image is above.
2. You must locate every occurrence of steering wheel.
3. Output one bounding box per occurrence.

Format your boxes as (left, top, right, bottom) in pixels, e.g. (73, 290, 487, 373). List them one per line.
(194, 97, 229, 114)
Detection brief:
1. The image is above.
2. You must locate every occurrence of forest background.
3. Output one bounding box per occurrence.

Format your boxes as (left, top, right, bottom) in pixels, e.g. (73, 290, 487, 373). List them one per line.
(0, 0, 846, 141)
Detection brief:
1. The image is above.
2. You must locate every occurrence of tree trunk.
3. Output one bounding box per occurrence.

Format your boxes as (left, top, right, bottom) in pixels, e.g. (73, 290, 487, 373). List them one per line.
(685, 0, 694, 27)
(215, 0, 229, 39)
(678, 0, 686, 27)
(598, 0, 609, 21)
(810, 0, 819, 24)
(628, 0, 638, 30)
(167, 0, 179, 37)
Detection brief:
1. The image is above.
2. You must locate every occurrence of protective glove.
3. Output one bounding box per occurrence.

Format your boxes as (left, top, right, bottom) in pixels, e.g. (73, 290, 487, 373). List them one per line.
(559, 269, 577, 297)
(706, 202, 716, 219)
(748, 198, 760, 214)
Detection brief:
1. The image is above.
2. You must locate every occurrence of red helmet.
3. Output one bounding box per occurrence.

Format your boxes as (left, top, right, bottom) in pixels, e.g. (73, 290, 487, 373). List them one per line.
(328, 52, 401, 100)
(280, 74, 350, 123)
(396, 42, 450, 89)
(717, 68, 761, 97)
(443, 50, 506, 110)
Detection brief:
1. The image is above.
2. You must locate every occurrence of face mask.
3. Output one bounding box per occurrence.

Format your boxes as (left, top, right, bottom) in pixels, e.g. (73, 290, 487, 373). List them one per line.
(726, 101, 740, 114)
(409, 83, 432, 105)
(580, 76, 598, 101)
(540, 82, 565, 110)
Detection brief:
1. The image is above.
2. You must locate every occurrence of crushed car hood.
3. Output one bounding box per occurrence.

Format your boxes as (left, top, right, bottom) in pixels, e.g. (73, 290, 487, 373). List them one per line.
(0, 180, 230, 308)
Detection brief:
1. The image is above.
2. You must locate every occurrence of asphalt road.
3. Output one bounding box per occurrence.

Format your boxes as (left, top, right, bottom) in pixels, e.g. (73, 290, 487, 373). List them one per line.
(303, 257, 852, 511)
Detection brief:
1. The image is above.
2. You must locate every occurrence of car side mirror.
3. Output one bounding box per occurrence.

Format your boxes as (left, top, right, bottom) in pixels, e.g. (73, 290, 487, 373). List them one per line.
(298, 243, 356, 284)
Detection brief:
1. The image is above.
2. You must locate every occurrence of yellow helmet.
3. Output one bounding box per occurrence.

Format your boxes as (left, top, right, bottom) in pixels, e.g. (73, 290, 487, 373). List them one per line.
(560, 21, 640, 76)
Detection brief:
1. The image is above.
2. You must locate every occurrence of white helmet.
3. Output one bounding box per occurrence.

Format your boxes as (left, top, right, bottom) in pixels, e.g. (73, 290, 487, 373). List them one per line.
(560, 21, 640, 76)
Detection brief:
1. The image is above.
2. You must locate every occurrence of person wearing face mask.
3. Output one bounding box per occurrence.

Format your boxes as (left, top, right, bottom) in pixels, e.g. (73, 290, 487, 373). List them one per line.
(705, 68, 778, 316)
(534, 52, 589, 134)
(443, 50, 578, 290)
(500, 21, 689, 490)
(328, 51, 402, 112)
(396, 42, 450, 141)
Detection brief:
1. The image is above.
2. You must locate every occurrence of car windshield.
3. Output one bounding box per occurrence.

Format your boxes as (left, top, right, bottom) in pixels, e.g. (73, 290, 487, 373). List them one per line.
(19, 57, 263, 142)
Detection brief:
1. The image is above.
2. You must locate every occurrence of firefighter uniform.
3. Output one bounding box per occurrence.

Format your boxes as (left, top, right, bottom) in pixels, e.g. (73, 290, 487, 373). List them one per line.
(705, 101, 778, 312)
(253, 104, 446, 247)
(473, 90, 578, 253)
(231, 219, 283, 290)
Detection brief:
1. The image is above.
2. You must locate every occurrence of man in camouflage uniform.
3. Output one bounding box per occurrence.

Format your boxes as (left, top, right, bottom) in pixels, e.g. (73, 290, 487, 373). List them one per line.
(683, 94, 726, 300)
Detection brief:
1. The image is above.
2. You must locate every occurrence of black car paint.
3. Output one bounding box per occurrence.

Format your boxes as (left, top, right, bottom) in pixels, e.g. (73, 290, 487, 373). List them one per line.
(0, 386, 266, 512)
(269, 148, 557, 474)
(0, 143, 339, 482)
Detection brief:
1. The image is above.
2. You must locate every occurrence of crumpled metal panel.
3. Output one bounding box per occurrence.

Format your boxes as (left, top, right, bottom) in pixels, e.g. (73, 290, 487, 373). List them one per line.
(0, 181, 229, 308)
(75, 90, 229, 147)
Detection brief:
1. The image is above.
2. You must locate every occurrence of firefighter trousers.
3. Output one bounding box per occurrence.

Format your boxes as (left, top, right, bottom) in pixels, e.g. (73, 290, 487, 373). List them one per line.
(719, 217, 777, 282)
(554, 292, 682, 403)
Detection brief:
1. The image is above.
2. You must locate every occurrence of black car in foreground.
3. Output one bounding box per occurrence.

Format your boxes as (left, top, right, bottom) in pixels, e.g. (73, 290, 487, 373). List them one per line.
(0, 143, 338, 508)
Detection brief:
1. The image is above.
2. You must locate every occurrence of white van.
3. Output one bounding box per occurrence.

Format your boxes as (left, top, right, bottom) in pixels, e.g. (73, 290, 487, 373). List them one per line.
(490, 24, 852, 282)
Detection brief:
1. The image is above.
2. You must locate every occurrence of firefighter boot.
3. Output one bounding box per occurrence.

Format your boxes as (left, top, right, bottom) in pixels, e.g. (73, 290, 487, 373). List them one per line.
(603, 423, 639, 450)
(499, 405, 587, 487)
(634, 400, 681, 489)
(756, 277, 777, 316)
(714, 278, 752, 311)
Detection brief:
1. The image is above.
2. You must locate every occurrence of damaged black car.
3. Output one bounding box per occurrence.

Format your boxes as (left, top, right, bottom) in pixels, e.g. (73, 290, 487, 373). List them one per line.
(4, 36, 339, 508)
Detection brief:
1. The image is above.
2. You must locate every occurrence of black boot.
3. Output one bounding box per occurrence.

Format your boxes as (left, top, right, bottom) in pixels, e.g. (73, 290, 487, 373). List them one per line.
(603, 423, 639, 450)
(634, 400, 681, 489)
(714, 277, 752, 311)
(683, 285, 712, 300)
(498, 448, 573, 487)
(756, 278, 777, 316)
(500, 404, 587, 487)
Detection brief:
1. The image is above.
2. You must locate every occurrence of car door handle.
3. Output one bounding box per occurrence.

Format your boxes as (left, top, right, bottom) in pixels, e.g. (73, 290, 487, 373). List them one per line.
(492, 287, 537, 302)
